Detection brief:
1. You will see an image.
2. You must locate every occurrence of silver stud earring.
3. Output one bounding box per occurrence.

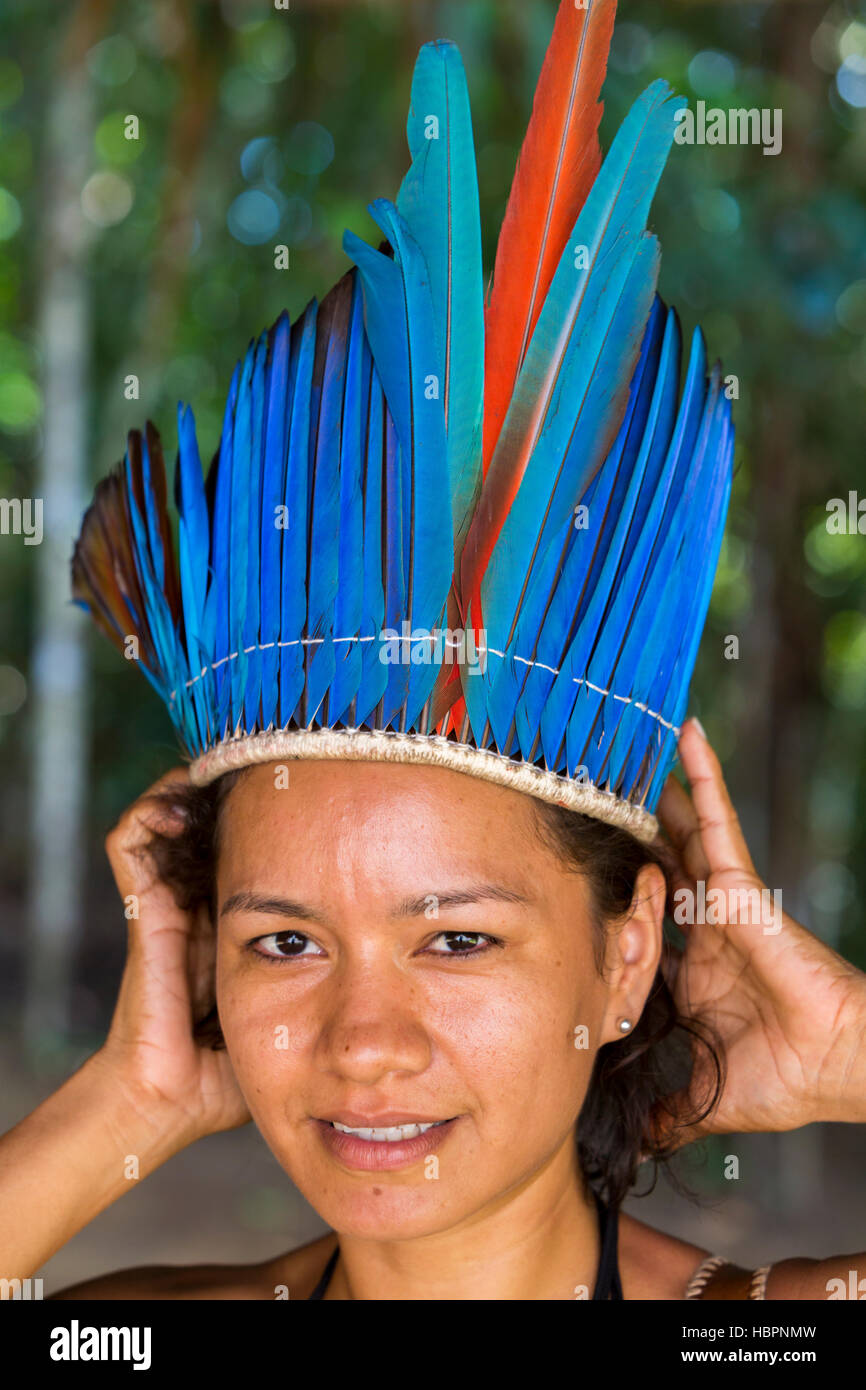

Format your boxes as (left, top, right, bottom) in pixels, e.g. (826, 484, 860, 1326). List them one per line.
(618, 1018, 632, 1034)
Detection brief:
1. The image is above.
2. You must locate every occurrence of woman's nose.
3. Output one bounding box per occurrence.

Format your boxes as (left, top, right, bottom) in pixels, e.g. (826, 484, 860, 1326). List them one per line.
(315, 963, 433, 1083)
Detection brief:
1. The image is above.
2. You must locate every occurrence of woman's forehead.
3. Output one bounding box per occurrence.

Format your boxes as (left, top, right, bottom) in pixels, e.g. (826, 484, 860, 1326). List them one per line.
(215, 758, 574, 905)
(222, 758, 538, 836)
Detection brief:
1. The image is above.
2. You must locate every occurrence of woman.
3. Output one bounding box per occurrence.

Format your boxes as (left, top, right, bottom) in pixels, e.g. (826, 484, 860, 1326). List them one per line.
(2, 720, 865, 1299)
(7, 0, 863, 1301)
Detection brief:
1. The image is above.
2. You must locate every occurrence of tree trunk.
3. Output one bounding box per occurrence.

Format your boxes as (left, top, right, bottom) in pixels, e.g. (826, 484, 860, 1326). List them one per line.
(26, 0, 115, 1053)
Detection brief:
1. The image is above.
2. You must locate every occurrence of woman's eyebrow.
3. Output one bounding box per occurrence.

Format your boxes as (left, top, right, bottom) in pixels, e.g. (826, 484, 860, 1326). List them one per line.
(219, 884, 532, 922)
(219, 891, 323, 922)
(392, 884, 533, 917)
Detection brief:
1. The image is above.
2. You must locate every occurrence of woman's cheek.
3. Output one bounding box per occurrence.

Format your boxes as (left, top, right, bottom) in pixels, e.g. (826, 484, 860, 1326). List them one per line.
(435, 975, 587, 1094)
(216, 970, 312, 1113)
(471, 973, 600, 1124)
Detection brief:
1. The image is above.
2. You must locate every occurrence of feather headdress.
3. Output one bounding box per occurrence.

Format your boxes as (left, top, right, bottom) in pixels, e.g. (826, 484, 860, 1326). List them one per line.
(71, 0, 733, 845)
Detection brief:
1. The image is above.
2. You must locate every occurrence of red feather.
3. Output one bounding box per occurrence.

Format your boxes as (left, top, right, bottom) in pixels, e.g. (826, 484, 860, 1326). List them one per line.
(482, 0, 617, 476)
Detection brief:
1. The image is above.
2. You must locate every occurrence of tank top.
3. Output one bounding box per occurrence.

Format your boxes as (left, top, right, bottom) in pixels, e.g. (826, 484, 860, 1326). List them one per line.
(307, 1187, 624, 1300)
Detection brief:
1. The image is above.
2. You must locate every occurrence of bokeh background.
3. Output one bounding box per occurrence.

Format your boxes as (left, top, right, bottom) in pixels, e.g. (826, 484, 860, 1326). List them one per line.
(0, 0, 864, 1291)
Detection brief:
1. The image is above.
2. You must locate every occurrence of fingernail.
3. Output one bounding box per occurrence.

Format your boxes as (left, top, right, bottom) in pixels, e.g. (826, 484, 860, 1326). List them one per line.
(690, 717, 706, 740)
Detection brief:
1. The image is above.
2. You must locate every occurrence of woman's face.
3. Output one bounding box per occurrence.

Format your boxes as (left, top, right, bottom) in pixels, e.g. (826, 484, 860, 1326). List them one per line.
(215, 759, 657, 1239)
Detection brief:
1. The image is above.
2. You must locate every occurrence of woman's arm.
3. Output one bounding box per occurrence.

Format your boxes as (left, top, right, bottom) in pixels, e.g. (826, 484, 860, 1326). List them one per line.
(656, 720, 866, 1297)
(0, 768, 250, 1287)
(765, 1258, 864, 1300)
(0, 1051, 196, 1283)
(656, 719, 866, 1138)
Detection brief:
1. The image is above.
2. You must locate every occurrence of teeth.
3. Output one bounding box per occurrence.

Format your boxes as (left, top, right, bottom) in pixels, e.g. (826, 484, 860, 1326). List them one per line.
(331, 1120, 445, 1141)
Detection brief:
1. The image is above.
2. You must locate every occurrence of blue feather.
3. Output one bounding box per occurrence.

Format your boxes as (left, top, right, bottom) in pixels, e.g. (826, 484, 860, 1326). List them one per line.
(483, 230, 661, 753)
(209, 360, 240, 740)
(242, 335, 268, 730)
(123, 451, 186, 727)
(175, 402, 210, 748)
(559, 328, 710, 782)
(643, 390, 734, 806)
(378, 411, 410, 730)
(259, 311, 291, 729)
(354, 348, 388, 727)
(507, 295, 669, 763)
(345, 200, 453, 730)
(139, 431, 167, 590)
(596, 374, 725, 795)
(328, 273, 366, 725)
(537, 300, 687, 771)
(396, 39, 484, 554)
(279, 300, 317, 727)
(226, 339, 257, 731)
(176, 517, 206, 750)
(305, 276, 354, 725)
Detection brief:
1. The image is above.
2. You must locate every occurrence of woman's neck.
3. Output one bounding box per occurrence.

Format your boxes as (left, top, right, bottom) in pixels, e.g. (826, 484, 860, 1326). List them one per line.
(325, 1142, 601, 1301)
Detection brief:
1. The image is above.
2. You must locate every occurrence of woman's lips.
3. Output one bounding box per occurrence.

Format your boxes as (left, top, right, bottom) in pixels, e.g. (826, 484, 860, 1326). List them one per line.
(314, 1116, 459, 1171)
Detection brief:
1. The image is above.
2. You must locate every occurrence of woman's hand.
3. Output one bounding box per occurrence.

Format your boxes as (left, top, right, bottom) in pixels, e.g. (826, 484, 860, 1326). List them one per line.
(93, 767, 251, 1142)
(0, 768, 251, 1282)
(651, 718, 866, 1149)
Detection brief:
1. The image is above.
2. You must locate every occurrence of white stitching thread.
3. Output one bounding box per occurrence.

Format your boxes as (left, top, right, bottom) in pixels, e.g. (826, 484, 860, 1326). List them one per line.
(169, 636, 680, 735)
(684, 1255, 730, 1299)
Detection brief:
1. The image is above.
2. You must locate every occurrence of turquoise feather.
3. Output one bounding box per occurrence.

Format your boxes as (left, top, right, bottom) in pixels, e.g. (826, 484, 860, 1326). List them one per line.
(396, 39, 484, 554)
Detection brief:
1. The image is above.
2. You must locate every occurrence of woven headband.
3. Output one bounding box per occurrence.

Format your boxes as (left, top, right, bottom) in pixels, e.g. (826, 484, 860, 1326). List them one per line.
(71, 0, 733, 846)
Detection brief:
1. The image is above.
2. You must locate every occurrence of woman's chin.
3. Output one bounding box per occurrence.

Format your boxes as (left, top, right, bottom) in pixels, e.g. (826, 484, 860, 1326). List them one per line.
(273, 1141, 480, 1238)
(260, 1113, 483, 1237)
(295, 1177, 471, 1240)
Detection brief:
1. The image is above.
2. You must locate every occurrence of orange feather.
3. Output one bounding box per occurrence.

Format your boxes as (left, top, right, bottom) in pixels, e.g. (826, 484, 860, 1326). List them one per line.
(482, 0, 617, 477)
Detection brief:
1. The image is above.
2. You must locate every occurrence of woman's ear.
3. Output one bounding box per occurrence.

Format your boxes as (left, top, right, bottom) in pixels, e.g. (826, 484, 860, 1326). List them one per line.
(599, 863, 667, 1046)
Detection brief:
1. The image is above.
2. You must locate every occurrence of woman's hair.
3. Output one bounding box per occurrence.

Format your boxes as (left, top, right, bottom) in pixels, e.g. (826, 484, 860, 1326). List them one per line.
(147, 768, 723, 1211)
(530, 800, 724, 1208)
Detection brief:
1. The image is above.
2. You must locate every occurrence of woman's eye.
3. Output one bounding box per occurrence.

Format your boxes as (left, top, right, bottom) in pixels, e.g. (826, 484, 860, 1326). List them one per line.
(250, 929, 500, 962)
(425, 931, 498, 957)
(252, 931, 324, 961)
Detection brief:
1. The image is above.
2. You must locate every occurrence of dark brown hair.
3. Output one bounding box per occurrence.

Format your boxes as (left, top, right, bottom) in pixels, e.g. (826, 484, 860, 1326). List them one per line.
(531, 800, 724, 1208)
(147, 769, 723, 1210)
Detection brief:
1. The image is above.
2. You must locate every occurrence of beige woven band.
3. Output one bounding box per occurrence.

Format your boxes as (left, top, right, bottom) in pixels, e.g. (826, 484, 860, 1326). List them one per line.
(189, 728, 660, 844)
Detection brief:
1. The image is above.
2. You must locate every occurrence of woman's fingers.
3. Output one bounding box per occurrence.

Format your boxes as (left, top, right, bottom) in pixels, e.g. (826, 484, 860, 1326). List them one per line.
(105, 772, 206, 1062)
(105, 768, 198, 1033)
(656, 772, 710, 884)
(105, 766, 191, 901)
(673, 720, 757, 879)
(109, 765, 191, 842)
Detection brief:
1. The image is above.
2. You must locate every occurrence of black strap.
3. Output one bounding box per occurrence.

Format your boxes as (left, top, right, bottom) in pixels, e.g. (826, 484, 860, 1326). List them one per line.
(591, 1188, 623, 1301)
(309, 1188, 622, 1301)
(308, 1245, 339, 1301)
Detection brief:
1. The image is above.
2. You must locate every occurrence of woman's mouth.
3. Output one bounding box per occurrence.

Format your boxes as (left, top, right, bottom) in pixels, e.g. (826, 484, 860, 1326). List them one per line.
(314, 1116, 459, 1171)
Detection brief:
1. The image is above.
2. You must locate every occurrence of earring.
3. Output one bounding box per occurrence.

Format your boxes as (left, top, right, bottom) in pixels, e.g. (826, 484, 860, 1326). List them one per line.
(618, 1018, 632, 1034)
